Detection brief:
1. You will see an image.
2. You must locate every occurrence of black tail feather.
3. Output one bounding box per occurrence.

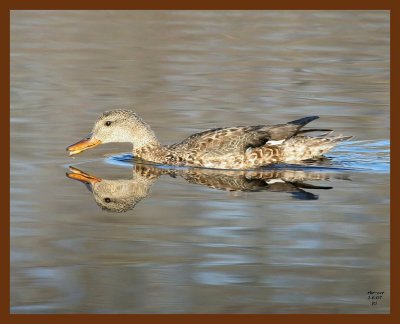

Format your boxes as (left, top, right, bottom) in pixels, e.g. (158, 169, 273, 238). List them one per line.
(288, 116, 319, 126)
(266, 116, 320, 141)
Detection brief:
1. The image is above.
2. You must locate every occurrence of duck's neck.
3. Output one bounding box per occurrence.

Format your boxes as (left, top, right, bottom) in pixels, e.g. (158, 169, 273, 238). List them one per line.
(127, 119, 169, 162)
(128, 120, 160, 150)
(133, 130, 160, 150)
(132, 128, 168, 162)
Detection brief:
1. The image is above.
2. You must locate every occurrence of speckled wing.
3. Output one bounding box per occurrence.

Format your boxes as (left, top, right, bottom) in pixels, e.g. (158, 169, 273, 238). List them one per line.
(169, 126, 271, 157)
(169, 116, 320, 157)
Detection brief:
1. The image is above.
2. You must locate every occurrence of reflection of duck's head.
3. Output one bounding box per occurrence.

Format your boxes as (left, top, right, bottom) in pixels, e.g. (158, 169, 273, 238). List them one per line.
(66, 166, 158, 212)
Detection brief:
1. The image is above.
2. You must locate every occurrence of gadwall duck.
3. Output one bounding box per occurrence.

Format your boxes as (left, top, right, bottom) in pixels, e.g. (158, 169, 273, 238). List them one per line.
(66, 109, 351, 170)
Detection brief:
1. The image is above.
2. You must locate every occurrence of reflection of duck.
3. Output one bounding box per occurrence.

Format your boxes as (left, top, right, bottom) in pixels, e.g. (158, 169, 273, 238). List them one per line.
(66, 164, 339, 212)
(66, 165, 161, 212)
(66, 109, 351, 170)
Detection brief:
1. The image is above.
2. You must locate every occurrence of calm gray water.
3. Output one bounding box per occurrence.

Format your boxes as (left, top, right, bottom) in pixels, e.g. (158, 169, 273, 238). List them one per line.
(10, 11, 390, 313)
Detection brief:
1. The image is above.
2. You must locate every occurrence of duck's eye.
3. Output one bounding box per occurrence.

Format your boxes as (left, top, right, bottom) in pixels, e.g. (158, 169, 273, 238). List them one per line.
(104, 198, 111, 203)
(105, 121, 112, 126)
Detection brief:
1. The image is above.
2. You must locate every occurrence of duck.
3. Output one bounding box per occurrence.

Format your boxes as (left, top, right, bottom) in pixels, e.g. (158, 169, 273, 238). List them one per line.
(66, 109, 351, 170)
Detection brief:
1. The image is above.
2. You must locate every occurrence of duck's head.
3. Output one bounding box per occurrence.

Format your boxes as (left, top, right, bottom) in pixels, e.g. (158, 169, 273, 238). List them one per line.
(66, 109, 159, 156)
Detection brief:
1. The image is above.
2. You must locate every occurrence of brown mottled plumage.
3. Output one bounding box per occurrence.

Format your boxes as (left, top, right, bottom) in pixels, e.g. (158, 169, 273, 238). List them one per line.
(66, 109, 351, 170)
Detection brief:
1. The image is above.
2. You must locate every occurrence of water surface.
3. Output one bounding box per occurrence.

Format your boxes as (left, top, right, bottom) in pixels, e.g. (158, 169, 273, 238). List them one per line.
(10, 11, 389, 313)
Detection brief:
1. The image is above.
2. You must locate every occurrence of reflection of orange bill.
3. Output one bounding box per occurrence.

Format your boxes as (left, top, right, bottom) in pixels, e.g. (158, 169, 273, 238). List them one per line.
(66, 135, 101, 156)
(66, 166, 102, 184)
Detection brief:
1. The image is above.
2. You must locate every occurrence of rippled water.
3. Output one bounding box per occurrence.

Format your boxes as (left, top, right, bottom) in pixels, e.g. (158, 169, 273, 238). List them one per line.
(11, 11, 389, 313)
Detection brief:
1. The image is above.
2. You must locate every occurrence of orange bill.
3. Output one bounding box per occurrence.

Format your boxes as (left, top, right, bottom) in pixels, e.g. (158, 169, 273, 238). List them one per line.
(66, 134, 101, 156)
(66, 166, 102, 185)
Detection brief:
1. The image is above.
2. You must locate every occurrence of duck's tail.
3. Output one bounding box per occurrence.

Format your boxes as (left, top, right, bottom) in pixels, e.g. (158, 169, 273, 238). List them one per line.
(281, 134, 353, 162)
(266, 115, 325, 141)
(288, 115, 319, 126)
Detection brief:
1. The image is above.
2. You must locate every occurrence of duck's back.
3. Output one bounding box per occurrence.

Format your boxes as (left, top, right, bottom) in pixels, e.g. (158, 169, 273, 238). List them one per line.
(170, 125, 269, 155)
(161, 116, 349, 169)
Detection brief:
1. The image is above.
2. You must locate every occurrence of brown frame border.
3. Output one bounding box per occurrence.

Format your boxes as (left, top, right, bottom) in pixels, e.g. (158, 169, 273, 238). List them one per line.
(3, 0, 397, 323)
